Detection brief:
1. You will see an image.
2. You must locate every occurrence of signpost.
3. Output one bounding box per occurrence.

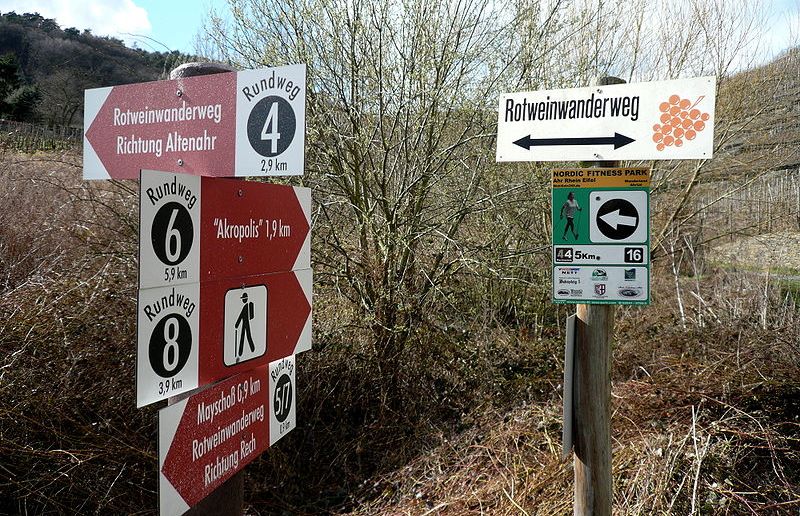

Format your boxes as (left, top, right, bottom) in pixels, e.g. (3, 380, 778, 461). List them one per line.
(139, 169, 311, 289)
(551, 167, 650, 305)
(137, 268, 311, 408)
(84, 64, 306, 179)
(137, 169, 312, 408)
(497, 74, 716, 515)
(82, 61, 312, 515)
(496, 75, 716, 162)
(158, 356, 296, 516)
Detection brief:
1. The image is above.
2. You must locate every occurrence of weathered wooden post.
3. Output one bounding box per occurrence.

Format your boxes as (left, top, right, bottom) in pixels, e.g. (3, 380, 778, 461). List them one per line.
(167, 61, 244, 516)
(572, 75, 625, 516)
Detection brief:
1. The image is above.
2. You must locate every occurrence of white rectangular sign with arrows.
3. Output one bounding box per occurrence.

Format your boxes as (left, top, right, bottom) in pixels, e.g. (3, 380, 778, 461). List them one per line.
(496, 76, 716, 162)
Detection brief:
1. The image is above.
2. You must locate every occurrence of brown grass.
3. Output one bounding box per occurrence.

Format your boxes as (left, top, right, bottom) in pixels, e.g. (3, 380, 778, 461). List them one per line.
(0, 150, 798, 515)
(334, 269, 800, 516)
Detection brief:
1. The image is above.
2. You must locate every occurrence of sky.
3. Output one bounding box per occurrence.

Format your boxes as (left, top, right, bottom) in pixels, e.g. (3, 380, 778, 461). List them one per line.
(0, 0, 226, 54)
(1, 0, 800, 61)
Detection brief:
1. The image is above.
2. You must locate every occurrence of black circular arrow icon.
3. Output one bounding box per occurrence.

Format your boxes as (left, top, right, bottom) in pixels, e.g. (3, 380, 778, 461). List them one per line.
(595, 198, 639, 240)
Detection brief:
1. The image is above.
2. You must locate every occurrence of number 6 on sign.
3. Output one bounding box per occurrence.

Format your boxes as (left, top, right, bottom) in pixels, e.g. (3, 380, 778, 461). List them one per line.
(165, 208, 182, 263)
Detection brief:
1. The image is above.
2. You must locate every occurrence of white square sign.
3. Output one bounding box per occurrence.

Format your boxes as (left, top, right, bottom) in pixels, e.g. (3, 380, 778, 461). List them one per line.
(223, 284, 268, 366)
(269, 355, 296, 446)
(139, 170, 202, 289)
(137, 283, 200, 407)
(589, 190, 648, 244)
(235, 64, 306, 176)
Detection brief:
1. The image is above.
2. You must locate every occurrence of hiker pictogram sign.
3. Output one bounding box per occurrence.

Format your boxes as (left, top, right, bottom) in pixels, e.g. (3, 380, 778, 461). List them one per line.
(137, 269, 311, 407)
(224, 285, 267, 366)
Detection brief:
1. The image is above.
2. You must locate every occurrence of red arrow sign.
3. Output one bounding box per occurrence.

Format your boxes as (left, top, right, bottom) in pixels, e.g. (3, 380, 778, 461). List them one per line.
(199, 269, 311, 385)
(84, 64, 307, 180)
(136, 269, 311, 407)
(139, 170, 311, 290)
(199, 176, 310, 282)
(85, 73, 237, 179)
(159, 367, 271, 512)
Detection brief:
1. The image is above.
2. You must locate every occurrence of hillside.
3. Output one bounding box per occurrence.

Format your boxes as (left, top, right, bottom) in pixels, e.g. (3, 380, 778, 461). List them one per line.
(0, 11, 195, 127)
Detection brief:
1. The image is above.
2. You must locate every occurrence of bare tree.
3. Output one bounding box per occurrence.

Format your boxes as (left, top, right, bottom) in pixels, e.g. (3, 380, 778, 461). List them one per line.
(204, 0, 579, 401)
(201, 0, 780, 388)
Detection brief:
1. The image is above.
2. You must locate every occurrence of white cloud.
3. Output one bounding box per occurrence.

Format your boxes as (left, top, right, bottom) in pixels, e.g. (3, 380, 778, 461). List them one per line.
(1, 0, 151, 46)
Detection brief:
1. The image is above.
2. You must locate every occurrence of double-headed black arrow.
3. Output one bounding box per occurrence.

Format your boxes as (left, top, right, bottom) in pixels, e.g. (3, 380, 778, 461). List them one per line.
(513, 132, 635, 150)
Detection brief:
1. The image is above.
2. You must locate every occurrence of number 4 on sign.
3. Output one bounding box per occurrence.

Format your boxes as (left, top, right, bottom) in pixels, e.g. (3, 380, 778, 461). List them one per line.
(262, 102, 281, 154)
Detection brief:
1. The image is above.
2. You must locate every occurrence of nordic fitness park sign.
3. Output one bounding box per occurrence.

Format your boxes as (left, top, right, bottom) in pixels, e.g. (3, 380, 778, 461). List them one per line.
(83, 64, 306, 179)
(496, 76, 716, 161)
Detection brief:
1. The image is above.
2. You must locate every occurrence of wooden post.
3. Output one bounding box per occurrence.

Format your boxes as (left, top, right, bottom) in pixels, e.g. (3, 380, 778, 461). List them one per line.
(573, 302, 614, 515)
(572, 75, 625, 516)
(167, 61, 244, 516)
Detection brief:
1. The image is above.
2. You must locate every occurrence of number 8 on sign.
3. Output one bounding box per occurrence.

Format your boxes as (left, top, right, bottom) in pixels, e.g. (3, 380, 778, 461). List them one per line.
(149, 314, 192, 378)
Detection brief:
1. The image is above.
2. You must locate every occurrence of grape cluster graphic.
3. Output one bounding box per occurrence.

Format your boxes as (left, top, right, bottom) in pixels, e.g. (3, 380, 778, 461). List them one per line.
(652, 95, 709, 151)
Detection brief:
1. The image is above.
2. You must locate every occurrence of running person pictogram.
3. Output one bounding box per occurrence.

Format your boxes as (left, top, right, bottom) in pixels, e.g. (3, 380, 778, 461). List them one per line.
(560, 192, 582, 240)
(235, 292, 256, 360)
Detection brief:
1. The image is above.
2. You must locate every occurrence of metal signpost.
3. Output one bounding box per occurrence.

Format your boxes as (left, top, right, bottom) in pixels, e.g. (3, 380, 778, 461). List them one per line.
(84, 64, 306, 179)
(84, 61, 311, 516)
(497, 74, 717, 515)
